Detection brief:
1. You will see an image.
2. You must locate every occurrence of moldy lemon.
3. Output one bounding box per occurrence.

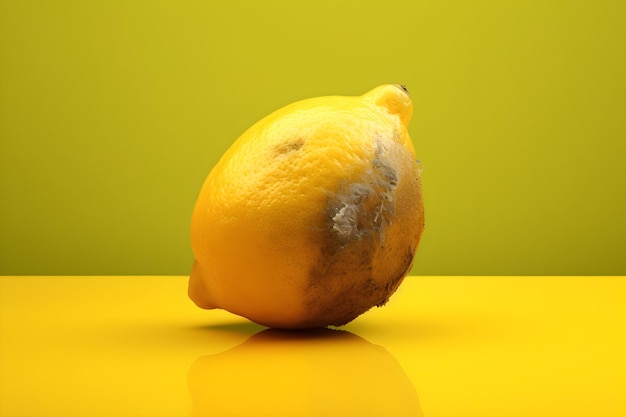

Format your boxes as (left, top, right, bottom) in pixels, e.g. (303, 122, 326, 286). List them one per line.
(189, 84, 424, 329)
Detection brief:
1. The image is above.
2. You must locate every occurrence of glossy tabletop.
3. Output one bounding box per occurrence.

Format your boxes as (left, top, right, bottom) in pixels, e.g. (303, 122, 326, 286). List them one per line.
(0, 276, 624, 417)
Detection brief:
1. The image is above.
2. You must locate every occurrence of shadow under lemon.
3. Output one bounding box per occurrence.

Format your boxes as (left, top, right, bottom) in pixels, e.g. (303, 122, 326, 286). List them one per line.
(188, 327, 424, 417)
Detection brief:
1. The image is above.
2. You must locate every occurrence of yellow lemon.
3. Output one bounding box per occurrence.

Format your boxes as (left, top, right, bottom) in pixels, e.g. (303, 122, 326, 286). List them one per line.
(189, 84, 424, 328)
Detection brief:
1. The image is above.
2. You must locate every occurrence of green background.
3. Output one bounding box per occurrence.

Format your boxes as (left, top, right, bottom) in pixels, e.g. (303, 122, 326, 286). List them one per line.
(1, 0, 624, 276)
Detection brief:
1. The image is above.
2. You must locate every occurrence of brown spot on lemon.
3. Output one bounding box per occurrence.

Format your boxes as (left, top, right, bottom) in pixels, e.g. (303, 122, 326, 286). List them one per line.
(274, 138, 304, 155)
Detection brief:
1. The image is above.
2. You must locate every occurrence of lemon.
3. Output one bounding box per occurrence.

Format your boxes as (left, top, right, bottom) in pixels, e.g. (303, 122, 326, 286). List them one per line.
(189, 84, 424, 328)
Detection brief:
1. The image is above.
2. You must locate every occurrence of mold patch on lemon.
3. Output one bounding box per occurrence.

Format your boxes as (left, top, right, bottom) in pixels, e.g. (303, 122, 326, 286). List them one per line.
(329, 153, 397, 244)
(189, 84, 424, 329)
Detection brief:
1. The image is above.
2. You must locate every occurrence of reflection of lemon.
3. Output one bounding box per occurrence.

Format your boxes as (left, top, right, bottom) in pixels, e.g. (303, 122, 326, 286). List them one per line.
(189, 85, 424, 328)
(188, 328, 423, 417)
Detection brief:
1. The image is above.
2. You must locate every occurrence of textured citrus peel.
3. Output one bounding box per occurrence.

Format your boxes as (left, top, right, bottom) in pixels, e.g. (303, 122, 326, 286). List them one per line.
(188, 84, 424, 328)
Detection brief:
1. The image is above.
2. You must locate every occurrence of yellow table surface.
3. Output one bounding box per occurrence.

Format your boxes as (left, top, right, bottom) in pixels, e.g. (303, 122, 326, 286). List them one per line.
(0, 276, 624, 417)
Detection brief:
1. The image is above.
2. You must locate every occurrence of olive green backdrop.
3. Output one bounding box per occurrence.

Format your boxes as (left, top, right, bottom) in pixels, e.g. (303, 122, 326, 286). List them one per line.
(1, 0, 624, 276)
